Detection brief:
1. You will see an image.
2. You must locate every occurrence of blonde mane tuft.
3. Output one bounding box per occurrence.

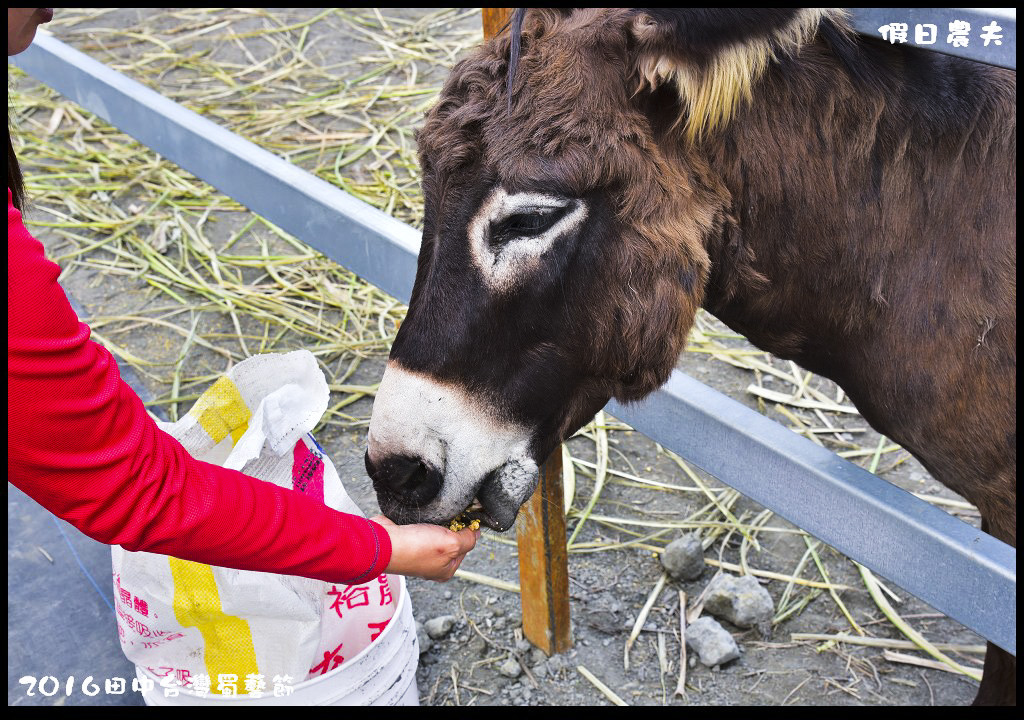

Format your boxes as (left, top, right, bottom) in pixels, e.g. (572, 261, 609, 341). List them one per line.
(636, 9, 843, 142)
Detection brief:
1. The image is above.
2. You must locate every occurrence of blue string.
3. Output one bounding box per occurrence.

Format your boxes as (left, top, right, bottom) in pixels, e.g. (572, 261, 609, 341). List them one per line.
(50, 514, 116, 615)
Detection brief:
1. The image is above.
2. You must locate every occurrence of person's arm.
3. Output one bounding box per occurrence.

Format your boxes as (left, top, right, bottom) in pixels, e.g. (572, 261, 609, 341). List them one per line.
(7, 188, 392, 584)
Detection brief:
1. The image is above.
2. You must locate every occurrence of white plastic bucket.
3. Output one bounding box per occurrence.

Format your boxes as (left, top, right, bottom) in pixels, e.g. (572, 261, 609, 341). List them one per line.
(136, 574, 419, 706)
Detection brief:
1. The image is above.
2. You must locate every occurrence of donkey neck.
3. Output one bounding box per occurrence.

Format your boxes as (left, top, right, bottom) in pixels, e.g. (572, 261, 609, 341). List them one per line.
(685, 32, 1015, 387)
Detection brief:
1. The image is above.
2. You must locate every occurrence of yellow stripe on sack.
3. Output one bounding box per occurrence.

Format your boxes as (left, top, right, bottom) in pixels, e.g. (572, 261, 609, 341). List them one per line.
(188, 376, 250, 445)
(169, 558, 259, 694)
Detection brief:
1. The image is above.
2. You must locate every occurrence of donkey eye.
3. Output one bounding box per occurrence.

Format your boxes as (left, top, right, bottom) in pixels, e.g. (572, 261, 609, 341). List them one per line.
(490, 206, 568, 247)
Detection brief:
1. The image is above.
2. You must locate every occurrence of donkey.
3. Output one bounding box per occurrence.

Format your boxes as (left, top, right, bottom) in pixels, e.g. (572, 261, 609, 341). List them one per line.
(364, 9, 1015, 704)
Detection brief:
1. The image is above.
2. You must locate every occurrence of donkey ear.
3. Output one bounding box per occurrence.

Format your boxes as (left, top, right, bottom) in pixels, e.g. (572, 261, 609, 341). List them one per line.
(628, 9, 829, 141)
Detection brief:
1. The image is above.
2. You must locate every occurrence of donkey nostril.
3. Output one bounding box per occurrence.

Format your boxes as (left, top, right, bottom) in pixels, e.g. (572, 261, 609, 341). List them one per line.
(396, 457, 427, 489)
(365, 452, 442, 505)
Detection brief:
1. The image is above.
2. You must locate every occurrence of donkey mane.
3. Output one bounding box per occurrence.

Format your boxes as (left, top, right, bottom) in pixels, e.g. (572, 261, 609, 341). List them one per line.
(508, 9, 839, 142)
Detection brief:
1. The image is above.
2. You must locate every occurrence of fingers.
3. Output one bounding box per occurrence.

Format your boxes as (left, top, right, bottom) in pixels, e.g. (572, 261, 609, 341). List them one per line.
(451, 526, 482, 553)
(442, 552, 466, 580)
(443, 529, 479, 577)
(374, 516, 483, 582)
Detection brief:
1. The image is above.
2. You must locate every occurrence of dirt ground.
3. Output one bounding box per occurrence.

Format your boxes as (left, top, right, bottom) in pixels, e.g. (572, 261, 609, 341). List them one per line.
(8, 8, 991, 706)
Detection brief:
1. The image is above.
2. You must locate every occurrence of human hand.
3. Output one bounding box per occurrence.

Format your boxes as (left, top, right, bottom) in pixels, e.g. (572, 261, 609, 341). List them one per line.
(372, 514, 480, 582)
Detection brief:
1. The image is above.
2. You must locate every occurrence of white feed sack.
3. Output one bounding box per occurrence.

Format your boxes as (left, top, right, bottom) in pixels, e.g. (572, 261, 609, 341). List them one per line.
(111, 350, 398, 696)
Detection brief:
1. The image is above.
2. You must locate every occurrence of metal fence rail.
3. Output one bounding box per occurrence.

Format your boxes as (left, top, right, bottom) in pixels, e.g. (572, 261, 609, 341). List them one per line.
(12, 20, 1015, 656)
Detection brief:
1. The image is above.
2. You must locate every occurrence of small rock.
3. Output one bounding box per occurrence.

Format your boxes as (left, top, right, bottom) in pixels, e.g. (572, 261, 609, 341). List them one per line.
(414, 621, 432, 655)
(424, 614, 457, 639)
(498, 657, 523, 678)
(583, 609, 621, 635)
(469, 635, 487, 656)
(528, 647, 547, 667)
(661, 533, 706, 580)
(546, 654, 567, 674)
(515, 637, 532, 653)
(685, 617, 741, 667)
(703, 573, 774, 635)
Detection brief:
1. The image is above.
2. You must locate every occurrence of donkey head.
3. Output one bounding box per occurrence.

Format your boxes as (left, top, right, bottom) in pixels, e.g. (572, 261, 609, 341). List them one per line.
(366, 8, 830, 530)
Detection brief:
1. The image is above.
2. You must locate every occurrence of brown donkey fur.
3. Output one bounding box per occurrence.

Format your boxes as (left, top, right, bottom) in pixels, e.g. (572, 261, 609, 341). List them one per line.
(396, 9, 1015, 704)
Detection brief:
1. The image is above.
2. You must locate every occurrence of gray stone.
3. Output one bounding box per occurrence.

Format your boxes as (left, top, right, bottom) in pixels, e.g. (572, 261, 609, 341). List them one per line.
(498, 656, 523, 678)
(583, 609, 621, 635)
(414, 621, 432, 655)
(685, 617, 741, 667)
(546, 654, 568, 674)
(703, 574, 774, 634)
(528, 647, 547, 667)
(469, 634, 487, 656)
(661, 533, 706, 580)
(424, 614, 457, 639)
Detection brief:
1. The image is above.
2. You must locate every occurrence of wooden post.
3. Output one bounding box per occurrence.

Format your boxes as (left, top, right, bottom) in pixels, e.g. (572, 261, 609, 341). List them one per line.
(481, 8, 516, 39)
(481, 7, 571, 656)
(515, 451, 571, 654)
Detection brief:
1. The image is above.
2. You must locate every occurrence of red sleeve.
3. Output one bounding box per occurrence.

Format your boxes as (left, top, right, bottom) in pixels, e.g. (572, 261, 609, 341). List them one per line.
(7, 188, 391, 584)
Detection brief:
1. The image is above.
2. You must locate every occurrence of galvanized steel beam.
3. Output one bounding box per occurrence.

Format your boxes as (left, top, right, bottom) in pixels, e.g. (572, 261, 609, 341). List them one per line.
(12, 29, 1015, 655)
(14, 31, 421, 306)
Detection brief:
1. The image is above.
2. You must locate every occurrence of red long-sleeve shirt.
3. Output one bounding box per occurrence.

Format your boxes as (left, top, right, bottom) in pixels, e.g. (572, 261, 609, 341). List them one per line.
(8, 188, 391, 584)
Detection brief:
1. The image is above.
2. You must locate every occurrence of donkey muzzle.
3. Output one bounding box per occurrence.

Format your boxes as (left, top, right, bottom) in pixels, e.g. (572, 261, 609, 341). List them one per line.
(365, 361, 538, 529)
